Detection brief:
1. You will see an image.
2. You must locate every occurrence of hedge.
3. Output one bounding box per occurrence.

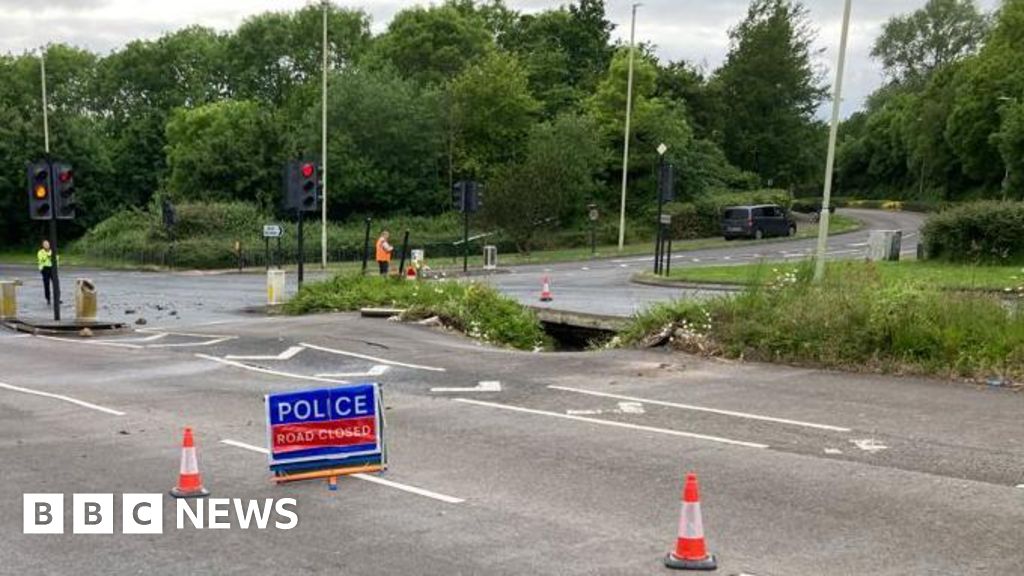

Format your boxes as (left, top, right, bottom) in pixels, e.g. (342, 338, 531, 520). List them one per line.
(921, 201, 1024, 263)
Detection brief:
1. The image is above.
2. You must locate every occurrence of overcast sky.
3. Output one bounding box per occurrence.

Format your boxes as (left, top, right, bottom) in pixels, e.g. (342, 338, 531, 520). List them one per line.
(0, 0, 1002, 115)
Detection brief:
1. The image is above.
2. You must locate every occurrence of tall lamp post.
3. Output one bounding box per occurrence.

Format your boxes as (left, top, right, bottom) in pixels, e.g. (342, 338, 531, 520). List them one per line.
(813, 0, 853, 283)
(617, 3, 641, 251)
(320, 0, 329, 269)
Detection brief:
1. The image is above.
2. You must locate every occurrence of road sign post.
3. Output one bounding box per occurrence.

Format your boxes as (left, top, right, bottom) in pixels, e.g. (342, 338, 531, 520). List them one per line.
(263, 224, 283, 270)
(588, 204, 599, 257)
(266, 384, 386, 481)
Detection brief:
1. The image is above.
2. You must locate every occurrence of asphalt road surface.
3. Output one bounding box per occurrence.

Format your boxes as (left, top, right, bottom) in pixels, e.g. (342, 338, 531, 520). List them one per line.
(487, 208, 926, 317)
(1, 313, 1021, 575)
(1, 208, 925, 325)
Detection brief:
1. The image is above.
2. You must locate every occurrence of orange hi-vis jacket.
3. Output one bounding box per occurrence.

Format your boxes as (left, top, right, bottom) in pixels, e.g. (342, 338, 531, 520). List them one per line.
(376, 237, 392, 262)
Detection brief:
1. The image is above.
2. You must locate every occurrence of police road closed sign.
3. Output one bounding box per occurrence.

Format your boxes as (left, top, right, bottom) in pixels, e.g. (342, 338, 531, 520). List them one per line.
(265, 384, 382, 467)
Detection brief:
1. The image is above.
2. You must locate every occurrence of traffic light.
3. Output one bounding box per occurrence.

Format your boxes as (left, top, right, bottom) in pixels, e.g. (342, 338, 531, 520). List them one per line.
(659, 162, 675, 203)
(452, 181, 466, 212)
(285, 160, 319, 212)
(53, 162, 75, 220)
(465, 181, 483, 213)
(26, 161, 52, 220)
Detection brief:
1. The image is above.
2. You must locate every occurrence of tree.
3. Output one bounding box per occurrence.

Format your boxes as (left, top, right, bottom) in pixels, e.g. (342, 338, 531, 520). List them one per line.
(371, 2, 493, 86)
(164, 100, 284, 208)
(715, 0, 826, 189)
(450, 52, 540, 177)
(484, 114, 604, 251)
(871, 0, 988, 85)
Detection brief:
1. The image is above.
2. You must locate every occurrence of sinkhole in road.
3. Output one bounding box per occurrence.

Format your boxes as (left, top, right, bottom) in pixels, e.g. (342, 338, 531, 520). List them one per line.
(540, 320, 617, 351)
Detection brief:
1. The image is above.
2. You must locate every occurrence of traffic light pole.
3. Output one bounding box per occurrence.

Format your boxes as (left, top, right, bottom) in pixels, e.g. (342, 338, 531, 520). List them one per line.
(462, 207, 469, 274)
(297, 209, 305, 287)
(47, 159, 61, 322)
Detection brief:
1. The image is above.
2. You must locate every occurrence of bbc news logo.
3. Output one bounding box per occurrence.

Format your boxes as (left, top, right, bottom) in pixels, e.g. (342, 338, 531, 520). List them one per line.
(24, 494, 298, 534)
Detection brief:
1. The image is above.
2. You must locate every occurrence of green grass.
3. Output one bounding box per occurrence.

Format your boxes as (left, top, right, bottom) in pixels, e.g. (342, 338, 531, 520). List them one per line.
(652, 260, 1024, 292)
(621, 262, 1024, 381)
(284, 274, 551, 351)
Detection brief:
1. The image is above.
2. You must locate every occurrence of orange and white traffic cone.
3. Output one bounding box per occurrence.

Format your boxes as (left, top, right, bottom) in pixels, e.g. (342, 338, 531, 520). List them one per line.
(539, 276, 553, 302)
(664, 473, 717, 570)
(170, 427, 209, 498)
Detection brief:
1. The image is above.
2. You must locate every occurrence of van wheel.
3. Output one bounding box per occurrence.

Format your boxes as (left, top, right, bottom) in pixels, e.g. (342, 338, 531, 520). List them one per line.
(754, 229, 764, 240)
(788, 225, 796, 237)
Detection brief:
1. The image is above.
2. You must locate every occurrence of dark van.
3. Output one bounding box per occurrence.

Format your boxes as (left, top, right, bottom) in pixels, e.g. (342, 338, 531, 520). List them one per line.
(721, 204, 796, 240)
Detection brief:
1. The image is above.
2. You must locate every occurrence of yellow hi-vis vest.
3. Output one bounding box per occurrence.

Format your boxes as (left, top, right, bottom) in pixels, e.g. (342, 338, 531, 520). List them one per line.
(37, 248, 53, 270)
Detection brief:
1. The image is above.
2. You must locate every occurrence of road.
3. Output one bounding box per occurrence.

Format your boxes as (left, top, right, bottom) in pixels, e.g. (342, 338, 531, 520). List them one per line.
(486, 208, 926, 316)
(1, 312, 1021, 575)
(1, 209, 925, 325)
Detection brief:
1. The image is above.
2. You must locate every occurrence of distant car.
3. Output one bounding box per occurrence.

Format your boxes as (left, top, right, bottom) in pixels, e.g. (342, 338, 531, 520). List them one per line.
(721, 204, 796, 240)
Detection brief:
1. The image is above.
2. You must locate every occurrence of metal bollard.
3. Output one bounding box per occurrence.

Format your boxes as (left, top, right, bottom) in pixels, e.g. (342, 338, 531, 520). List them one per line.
(267, 269, 286, 305)
(76, 279, 97, 321)
(0, 280, 18, 320)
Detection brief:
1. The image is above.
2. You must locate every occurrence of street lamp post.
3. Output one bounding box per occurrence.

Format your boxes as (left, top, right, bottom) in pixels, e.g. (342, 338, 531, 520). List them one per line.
(617, 3, 641, 251)
(813, 0, 853, 283)
(320, 0, 329, 269)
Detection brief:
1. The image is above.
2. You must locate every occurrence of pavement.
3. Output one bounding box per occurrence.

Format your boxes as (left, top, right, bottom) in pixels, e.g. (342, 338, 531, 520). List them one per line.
(1, 313, 1022, 575)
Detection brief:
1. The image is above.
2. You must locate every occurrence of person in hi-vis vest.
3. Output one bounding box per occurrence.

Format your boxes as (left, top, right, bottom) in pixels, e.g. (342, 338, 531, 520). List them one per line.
(375, 230, 394, 276)
(37, 239, 54, 305)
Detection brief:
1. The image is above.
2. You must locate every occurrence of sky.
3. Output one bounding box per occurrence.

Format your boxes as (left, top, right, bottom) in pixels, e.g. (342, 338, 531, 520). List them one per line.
(0, 0, 1002, 116)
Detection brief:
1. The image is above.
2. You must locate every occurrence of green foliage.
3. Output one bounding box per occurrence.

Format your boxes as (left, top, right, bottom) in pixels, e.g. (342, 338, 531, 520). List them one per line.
(285, 275, 550, 350)
(164, 100, 284, 208)
(715, 0, 827, 188)
(372, 2, 493, 86)
(922, 201, 1024, 262)
(871, 0, 988, 84)
(483, 114, 604, 250)
(622, 263, 1024, 380)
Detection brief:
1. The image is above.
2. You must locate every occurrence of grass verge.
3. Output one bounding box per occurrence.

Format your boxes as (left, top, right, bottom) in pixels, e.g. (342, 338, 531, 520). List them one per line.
(620, 262, 1024, 381)
(650, 260, 1024, 292)
(285, 274, 551, 351)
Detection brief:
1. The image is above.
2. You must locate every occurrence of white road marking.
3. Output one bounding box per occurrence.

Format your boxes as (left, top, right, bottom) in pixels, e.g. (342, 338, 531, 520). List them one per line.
(548, 386, 850, 432)
(226, 346, 305, 361)
(824, 448, 843, 455)
(108, 333, 169, 343)
(0, 380, 125, 416)
(848, 242, 868, 247)
(455, 398, 768, 449)
(315, 365, 390, 378)
(1017, 484, 1024, 489)
(34, 335, 143, 349)
(148, 337, 235, 348)
(617, 401, 645, 414)
(566, 401, 645, 416)
(220, 439, 464, 504)
(196, 354, 349, 384)
(300, 342, 446, 372)
(850, 438, 888, 453)
(431, 380, 502, 393)
(566, 409, 604, 415)
(581, 267, 590, 271)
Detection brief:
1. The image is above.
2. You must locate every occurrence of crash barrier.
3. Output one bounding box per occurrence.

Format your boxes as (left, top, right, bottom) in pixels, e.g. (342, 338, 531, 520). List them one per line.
(266, 384, 387, 485)
(866, 230, 902, 262)
(75, 279, 97, 321)
(0, 280, 18, 320)
(267, 269, 286, 305)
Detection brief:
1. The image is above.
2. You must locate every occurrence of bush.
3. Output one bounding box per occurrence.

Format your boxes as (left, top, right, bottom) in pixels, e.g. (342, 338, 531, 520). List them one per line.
(621, 263, 1024, 380)
(285, 275, 551, 350)
(922, 201, 1024, 263)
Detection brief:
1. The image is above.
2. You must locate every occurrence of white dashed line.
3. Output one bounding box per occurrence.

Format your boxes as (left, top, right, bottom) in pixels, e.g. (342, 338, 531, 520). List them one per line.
(300, 342, 446, 372)
(226, 346, 306, 361)
(454, 398, 767, 449)
(547, 386, 850, 432)
(0, 380, 125, 416)
(220, 439, 464, 504)
(431, 380, 502, 393)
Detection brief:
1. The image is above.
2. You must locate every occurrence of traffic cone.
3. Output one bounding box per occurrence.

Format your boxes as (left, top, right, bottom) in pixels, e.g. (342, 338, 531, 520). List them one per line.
(539, 276, 553, 302)
(170, 427, 209, 498)
(664, 473, 717, 570)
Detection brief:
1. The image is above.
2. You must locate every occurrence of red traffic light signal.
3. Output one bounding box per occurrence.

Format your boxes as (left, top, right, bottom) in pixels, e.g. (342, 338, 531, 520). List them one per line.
(59, 169, 72, 183)
(301, 163, 314, 178)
